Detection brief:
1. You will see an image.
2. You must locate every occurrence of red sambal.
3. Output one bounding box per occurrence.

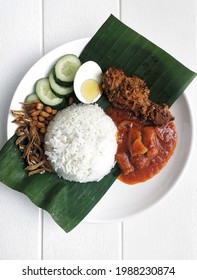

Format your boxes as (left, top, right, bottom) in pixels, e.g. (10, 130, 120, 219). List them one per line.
(107, 107, 177, 184)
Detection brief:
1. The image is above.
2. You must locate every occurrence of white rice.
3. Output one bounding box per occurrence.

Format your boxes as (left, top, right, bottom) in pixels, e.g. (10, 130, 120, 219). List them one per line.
(44, 103, 117, 183)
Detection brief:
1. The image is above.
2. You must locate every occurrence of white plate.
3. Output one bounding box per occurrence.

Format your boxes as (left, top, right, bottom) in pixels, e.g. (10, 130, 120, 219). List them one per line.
(7, 38, 193, 223)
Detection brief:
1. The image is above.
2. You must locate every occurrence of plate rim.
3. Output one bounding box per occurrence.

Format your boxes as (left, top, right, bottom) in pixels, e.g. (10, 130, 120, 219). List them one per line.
(6, 37, 194, 224)
(85, 96, 194, 223)
(6, 37, 90, 138)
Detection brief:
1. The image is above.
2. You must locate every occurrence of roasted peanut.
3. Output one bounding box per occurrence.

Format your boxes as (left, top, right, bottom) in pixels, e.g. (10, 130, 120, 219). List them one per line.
(40, 111, 50, 118)
(46, 116, 53, 121)
(52, 109, 57, 115)
(22, 100, 58, 135)
(32, 116, 38, 121)
(40, 127, 46, 134)
(31, 110, 41, 117)
(27, 108, 36, 115)
(36, 102, 44, 110)
(44, 106, 53, 114)
(38, 116, 45, 122)
(37, 122, 45, 128)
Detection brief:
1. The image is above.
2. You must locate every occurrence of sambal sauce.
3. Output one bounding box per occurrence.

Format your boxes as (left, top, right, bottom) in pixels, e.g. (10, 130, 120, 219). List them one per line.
(107, 107, 177, 184)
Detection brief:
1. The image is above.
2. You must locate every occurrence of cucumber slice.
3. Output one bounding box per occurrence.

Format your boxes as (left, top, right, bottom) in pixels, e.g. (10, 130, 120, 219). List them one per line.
(25, 93, 39, 102)
(49, 70, 73, 98)
(54, 54, 81, 86)
(35, 78, 64, 107)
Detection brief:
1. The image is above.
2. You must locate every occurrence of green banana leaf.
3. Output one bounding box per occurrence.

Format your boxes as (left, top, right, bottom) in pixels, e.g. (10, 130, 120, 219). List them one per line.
(80, 15, 196, 106)
(0, 15, 196, 232)
(0, 135, 120, 232)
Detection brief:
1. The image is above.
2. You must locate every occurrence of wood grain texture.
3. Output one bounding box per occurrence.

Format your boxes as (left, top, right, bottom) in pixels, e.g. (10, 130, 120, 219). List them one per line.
(0, 186, 41, 259)
(0, 0, 42, 259)
(0, 0, 196, 260)
(121, 0, 197, 260)
(121, 0, 197, 71)
(43, 213, 120, 260)
(43, 0, 119, 53)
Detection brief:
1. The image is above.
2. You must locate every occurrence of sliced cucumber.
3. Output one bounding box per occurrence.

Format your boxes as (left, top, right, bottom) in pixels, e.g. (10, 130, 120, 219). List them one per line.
(49, 70, 73, 98)
(35, 78, 64, 107)
(25, 93, 39, 102)
(54, 54, 81, 86)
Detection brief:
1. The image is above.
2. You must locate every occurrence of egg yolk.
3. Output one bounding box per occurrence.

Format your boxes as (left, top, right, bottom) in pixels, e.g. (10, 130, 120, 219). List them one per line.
(81, 79, 101, 102)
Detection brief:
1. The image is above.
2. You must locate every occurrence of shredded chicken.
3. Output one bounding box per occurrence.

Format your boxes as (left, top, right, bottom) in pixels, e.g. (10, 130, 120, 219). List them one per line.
(101, 67, 174, 126)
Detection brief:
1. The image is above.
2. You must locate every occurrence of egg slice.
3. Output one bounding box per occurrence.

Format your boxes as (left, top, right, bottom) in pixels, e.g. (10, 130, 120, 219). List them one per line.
(74, 61, 102, 103)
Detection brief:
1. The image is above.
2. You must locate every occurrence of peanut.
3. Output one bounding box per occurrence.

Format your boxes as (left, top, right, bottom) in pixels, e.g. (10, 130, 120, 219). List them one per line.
(23, 100, 59, 135)
(37, 122, 45, 128)
(40, 111, 50, 118)
(27, 108, 35, 115)
(40, 127, 46, 134)
(36, 102, 44, 110)
(52, 109, 57, 115)
(31, 110, 41, 117)
(38, 116, 45, 122)
(44, 106, 53, 114)
(32, 116, 38, 121)
(46, 116, 53, 121)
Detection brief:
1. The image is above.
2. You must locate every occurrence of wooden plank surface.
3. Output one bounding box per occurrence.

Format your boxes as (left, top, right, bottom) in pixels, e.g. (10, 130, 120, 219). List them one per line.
(43, 0, 119, 53)
(0, 0, 42, 260)
(43, 213, 121, 260)
(121, 0, 197, 260)
(0, 0, 196, 260)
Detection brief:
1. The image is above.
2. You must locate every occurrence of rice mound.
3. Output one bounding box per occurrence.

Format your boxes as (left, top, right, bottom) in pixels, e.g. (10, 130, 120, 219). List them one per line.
(44, 103, 117, 183)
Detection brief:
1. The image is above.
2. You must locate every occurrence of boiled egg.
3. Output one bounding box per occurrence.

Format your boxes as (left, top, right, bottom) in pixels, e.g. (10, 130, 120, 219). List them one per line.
(74, 61, 102, 103)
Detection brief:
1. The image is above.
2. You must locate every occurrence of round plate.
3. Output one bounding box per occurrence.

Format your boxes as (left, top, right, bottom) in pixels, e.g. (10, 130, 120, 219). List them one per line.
(7, 38, 193, 223)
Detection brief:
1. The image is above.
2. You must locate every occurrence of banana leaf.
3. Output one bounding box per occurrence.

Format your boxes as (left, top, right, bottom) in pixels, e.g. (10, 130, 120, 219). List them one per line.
(0, 135, 120, 232)
(80, 15, 196, 106)
(0, 15, 196, 232)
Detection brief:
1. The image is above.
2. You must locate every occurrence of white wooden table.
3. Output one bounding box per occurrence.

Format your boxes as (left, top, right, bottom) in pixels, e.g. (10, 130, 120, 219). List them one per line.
(0, 0, 197, 260)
